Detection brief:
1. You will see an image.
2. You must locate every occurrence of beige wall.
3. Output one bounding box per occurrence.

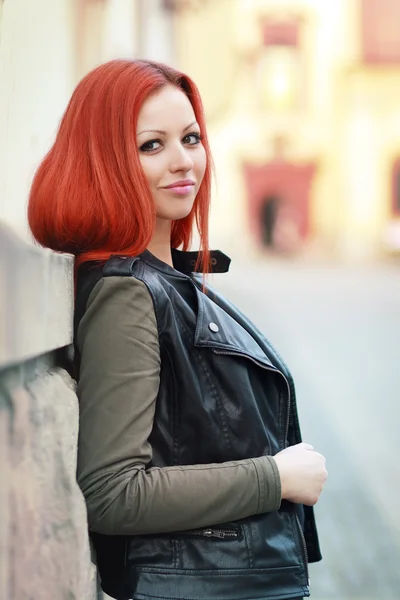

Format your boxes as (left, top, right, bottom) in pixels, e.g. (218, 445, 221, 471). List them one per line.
(335, 67, 400, 256)
(0, 0, 77, 238)
(0, 0, 175, 239)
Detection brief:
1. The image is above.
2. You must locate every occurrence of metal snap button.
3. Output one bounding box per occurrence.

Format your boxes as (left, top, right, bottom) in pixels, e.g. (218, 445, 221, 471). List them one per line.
(209, 322, 219, 333)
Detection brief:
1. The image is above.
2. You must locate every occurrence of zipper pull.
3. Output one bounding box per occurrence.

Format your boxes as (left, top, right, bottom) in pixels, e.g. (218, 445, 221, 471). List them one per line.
(202, 529, 238, 539)
(203, 529, 226, 538)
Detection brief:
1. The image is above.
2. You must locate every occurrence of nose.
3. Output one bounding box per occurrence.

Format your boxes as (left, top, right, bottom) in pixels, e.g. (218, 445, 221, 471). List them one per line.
(168, 142, 194, 173)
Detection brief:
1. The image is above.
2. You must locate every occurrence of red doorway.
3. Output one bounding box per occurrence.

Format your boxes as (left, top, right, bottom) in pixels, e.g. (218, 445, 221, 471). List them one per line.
(243, 160, 316, 252)
(391, 157, 400, 217)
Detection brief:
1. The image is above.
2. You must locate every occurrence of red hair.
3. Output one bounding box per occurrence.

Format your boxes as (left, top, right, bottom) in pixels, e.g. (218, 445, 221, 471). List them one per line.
(28, 59, 211, 273)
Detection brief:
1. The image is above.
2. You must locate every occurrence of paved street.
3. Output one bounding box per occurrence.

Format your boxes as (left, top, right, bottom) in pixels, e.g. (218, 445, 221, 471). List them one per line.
(212, 256, 400, 600)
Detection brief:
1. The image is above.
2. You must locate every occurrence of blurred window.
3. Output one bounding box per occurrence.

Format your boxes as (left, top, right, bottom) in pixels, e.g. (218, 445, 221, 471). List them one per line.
(263, 22, 298, 47)
(258, 19, 302, 112)
(361, 0, 400, 64)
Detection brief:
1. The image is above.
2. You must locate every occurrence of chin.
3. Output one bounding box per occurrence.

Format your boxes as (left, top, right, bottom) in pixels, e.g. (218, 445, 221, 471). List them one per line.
(173, 207, 194, 220)
(157, 201, 195, 221)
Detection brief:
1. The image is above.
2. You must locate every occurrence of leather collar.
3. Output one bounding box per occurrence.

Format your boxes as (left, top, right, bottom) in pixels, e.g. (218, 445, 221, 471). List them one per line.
(171, 248, 231, 274)
(101, 249, 231, 279)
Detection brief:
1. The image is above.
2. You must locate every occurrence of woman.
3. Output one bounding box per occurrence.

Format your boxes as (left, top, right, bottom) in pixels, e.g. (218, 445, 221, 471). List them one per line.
(28, 59, 327, 600)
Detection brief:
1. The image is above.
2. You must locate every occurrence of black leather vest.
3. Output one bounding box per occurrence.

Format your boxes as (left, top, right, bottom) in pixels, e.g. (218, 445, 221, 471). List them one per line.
(74, 250, 321, 600)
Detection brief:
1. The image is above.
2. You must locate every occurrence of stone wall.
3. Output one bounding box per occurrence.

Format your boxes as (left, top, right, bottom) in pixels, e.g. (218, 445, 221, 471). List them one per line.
(0, 224, 99, 599)
(0, 2, 176, 596)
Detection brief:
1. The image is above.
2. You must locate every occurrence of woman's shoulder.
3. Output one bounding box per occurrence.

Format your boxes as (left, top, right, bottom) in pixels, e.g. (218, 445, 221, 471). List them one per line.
(74, 260, 155, 336)
(75, 253, 192, 335)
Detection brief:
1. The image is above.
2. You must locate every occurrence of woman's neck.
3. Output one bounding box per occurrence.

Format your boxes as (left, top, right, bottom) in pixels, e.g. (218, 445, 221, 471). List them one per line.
(146, 219, 173, 267)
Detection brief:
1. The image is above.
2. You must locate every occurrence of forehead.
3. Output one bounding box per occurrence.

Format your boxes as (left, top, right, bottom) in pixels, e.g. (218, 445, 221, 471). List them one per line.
(137, 85, 196, 130)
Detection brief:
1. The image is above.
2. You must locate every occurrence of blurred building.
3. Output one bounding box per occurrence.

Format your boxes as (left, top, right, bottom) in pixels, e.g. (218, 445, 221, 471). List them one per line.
(173, 0, 400, 259)
(1, 3, 399, 596)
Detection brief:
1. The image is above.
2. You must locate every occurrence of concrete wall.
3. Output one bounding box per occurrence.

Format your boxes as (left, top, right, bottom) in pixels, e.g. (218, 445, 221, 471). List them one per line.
(0, 223, 98, 600)
(0, 0, 99, 594)
(0, 0, 176, 597)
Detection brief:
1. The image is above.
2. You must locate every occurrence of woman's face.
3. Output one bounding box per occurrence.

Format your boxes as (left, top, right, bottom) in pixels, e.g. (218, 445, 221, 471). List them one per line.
(136, 85, 207, 222)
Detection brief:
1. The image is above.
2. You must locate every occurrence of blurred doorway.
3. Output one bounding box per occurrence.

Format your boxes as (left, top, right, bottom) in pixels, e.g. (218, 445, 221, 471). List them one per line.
(260, 194, 280, 247)
(244, 160, 316, 253)
(392, 157, 400, 217)
(383, 157, 400, 252)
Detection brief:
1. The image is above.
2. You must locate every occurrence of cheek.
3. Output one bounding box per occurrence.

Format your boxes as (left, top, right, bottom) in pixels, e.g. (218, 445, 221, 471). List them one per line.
(139, 157, 162, 187)
(195, 147, 207, 180)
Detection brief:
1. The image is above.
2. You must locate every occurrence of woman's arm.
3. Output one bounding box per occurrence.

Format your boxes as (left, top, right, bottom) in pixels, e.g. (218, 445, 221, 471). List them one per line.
(76, 276, 281, 536)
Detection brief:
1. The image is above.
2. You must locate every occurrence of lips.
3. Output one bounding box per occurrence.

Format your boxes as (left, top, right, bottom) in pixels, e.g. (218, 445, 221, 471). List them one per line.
(162, 179, 195, 196)
(163, 179, 195, 189)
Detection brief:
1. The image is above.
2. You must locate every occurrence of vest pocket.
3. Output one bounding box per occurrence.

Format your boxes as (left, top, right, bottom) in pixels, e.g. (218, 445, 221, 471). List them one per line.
(173, 526, 239, 539)
(125, 533, 175, 568)
(173, 524, 252, 570)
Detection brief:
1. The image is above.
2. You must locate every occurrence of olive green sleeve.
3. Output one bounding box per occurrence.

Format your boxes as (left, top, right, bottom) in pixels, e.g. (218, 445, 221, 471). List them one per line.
(76, 275, 281, 536)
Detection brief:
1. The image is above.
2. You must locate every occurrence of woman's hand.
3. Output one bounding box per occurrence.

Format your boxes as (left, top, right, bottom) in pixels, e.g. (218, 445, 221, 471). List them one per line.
(273, 442, 328, 506)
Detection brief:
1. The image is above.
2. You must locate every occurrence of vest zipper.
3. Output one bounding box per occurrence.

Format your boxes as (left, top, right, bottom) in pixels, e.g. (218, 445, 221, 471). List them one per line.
(212, 349, 291, 441)
(175, 527, 239, 539)
(212, 348, 309, 582)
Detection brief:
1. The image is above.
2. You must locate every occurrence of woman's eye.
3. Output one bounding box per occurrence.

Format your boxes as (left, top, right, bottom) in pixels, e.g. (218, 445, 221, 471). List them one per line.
(139, 140, 162, 153)
(183, 133, 202, 145)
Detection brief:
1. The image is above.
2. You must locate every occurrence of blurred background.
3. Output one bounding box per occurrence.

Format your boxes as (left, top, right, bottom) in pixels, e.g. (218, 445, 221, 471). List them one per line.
(1, 1, 400, 599)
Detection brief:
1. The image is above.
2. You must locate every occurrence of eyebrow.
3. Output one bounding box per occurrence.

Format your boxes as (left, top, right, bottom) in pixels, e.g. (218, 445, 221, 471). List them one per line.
(137, 120, 198, 136)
